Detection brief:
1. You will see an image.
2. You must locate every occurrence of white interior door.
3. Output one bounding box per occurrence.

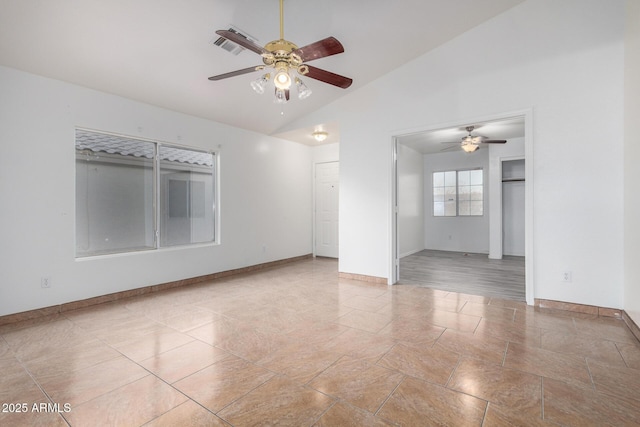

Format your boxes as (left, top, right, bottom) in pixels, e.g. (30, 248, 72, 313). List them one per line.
(315, 161, 339, 258)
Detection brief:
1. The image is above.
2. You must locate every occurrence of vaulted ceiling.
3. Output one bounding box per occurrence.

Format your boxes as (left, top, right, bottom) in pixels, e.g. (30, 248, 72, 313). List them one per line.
(0, 0, 524, 144)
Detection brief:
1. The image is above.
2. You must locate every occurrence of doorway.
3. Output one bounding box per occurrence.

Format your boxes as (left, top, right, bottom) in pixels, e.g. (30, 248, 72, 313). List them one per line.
(314, 161, 339, 258)
(391, 112, 533, 304)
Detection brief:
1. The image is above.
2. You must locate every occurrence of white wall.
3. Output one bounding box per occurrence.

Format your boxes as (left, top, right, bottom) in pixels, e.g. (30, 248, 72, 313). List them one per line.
(280, 0, 625, 308)
(312, 142, 339, 164)
(423, 150, 490, 254)
(0, 66, 313, 317)
(624, 0, 640, 324)
(397, 144, 424, 257)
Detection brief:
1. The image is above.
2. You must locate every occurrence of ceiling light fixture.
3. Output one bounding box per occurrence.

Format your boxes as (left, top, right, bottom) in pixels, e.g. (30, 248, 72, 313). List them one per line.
(312, 131, 328, 142)
(461, 142, 479, 153)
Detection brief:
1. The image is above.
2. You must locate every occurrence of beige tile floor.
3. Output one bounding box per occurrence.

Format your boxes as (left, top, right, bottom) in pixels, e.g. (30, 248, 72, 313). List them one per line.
(1, 258, 640, 426)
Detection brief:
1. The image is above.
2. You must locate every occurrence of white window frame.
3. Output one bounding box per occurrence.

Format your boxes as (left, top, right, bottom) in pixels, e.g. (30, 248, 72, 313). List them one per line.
(75, 128, 218, 258)
(432, 168, 484, 217)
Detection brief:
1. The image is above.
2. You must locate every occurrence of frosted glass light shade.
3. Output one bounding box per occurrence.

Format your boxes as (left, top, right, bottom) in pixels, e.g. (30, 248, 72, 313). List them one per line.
(295, 77, 312, 99)
(274, 88, 287, 104)
(274, 69, 291, 90)
(250, 73, 270, 94)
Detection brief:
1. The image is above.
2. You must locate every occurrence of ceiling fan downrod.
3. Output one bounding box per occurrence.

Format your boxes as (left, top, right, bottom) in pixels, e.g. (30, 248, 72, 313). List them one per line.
(279, 0, 285, 40)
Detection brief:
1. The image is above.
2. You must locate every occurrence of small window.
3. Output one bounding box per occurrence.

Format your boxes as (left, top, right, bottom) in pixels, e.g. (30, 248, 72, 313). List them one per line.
(75, 129, 216, 257)
(433, 169, 483, 217)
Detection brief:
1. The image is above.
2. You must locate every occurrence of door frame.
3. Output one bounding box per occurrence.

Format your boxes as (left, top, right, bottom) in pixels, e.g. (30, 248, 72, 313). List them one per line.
(390, 109, 534, 305)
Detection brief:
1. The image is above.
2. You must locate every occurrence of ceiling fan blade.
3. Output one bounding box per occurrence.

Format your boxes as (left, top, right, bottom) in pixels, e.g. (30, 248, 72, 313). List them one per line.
(303, 65, 353, 89)
(292, 37, 345, 62)
(215, 30, 270, 56)
(480, 139, 507, 144)
(208, 66, 262, 81)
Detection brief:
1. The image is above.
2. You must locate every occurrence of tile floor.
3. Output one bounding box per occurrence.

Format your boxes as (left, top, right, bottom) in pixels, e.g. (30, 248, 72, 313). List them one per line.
(1, 258, 640, 426)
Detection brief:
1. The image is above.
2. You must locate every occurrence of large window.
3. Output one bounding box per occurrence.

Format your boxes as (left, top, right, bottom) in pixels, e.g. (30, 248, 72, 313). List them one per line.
(433, 169, 483, 217)
(75, 129, 216, 257)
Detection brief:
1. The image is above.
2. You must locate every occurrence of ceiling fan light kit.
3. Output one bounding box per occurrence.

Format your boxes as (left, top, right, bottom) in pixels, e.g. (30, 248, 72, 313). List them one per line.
(461, 142, 479, 153)
(208, 0, 352, 104)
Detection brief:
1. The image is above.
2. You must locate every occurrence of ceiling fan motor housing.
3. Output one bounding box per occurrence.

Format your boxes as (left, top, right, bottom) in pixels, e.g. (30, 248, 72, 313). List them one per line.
(263, 40, 303, 70)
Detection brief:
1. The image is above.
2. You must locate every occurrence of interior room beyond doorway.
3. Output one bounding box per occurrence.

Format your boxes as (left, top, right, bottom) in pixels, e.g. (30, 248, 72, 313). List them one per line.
(394, 115, 528, 301)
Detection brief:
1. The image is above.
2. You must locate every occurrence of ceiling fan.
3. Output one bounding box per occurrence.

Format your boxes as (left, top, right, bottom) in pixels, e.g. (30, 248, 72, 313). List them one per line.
(208, 0, 353, 103)
(441, 125, 507, 153)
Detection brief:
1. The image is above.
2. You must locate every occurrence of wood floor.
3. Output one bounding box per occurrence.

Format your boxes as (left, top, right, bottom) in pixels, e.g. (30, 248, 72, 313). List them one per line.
(399, 249, 525, 301)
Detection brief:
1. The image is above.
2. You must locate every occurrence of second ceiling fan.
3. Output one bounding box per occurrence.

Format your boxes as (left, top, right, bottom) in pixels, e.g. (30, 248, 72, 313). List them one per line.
(441, 126, 507, 153)
(208, 0, 352, 103)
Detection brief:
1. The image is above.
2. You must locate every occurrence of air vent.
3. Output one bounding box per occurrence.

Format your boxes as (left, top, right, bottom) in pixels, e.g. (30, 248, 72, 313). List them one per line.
(212, 26, 259, 56)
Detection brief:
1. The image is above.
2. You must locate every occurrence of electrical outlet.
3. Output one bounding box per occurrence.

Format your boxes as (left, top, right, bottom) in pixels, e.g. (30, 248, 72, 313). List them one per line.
(41, 276, 52, 288)
(562, 271, 572, 283)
